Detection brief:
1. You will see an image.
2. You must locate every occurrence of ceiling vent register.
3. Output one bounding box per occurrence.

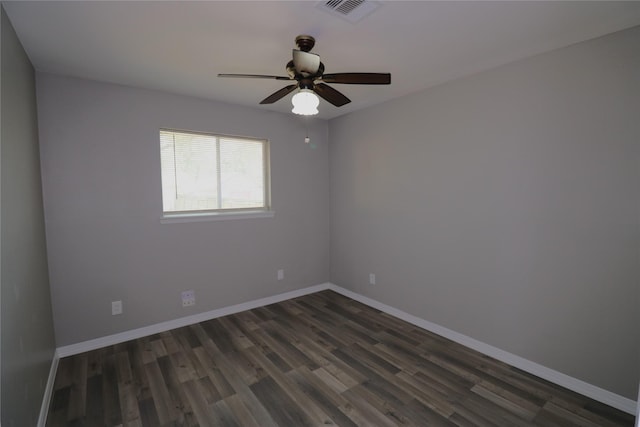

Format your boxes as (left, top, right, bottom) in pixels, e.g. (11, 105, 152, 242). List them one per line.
(316, 0, 381, 23)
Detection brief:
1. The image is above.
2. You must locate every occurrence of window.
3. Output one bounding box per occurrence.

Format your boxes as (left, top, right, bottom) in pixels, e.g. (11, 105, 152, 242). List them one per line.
(160, 129, 270, 217)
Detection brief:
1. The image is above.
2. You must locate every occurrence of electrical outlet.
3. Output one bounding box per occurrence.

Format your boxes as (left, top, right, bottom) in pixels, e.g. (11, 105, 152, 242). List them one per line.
(181, 290, 195, 307)
(277, 269, 284, 281)
(112, 300, 123, 315)
(369, 273, 376, 285)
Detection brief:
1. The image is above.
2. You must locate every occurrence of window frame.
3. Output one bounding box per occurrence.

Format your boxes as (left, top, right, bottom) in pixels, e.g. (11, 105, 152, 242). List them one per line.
(159, 128, 272, 223)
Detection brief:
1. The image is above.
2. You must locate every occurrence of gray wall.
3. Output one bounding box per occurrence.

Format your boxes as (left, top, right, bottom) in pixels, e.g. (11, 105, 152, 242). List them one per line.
(1, 6, 56, 426)
(36, 73, 330, 346)
(329, 26, 640, 399)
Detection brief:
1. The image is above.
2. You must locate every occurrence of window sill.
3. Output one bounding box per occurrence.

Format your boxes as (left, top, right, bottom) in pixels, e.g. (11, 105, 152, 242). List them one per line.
(160, 210, 275, 224)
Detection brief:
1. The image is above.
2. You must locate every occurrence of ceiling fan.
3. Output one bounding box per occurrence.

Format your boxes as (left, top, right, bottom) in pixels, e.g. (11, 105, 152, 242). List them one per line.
(218, 35, 391, 115)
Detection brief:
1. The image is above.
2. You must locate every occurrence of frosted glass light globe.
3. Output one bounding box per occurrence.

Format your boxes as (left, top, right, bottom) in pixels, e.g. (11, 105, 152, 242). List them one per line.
(292, 89, 319, 116)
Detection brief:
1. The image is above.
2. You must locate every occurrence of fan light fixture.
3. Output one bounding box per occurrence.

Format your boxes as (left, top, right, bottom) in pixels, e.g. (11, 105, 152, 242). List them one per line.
(291, 89, 319, 115)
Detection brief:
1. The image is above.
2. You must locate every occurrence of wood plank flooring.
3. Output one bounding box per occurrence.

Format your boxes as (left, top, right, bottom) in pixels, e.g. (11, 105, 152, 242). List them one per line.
(46, 290, 635, 426)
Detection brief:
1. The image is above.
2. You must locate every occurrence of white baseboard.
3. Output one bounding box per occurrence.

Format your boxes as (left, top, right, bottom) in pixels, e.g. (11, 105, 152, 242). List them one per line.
(50, 281, 636, 416)
(37, 349, 60, 427)
(636, 382, 640, 427)
(56, 283, 331, 357)
(326, 283, 637, 415)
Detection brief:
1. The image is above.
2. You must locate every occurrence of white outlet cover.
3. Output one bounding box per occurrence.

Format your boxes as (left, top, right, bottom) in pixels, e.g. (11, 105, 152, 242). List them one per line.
(369, 273, 376, 285)
(181, 290, 196, 307)
(112, 300, 122, 315)
(277, 269, 284, 280)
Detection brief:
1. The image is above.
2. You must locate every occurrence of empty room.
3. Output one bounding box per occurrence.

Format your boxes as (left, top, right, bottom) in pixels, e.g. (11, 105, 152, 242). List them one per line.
(1, 1, 639, 426)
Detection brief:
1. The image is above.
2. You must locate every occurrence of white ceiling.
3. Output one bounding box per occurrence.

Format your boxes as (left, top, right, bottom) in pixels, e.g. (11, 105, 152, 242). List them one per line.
(4, 1, 640, 120)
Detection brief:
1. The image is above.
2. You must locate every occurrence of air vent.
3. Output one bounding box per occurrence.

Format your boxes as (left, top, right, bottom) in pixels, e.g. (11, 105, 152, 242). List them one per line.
(316, 0, 381, 23)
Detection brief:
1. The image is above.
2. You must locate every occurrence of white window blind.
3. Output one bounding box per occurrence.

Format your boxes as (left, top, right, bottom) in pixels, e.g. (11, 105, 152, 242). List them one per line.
(160, 129, 269, 215)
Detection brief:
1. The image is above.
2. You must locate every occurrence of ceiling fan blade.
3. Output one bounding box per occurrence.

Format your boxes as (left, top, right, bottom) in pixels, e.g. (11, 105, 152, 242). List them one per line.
(292, 50, 320, 76)
(218, 73, 291, 81)
(259, 84, 299, 104)
(313, 83, 351, 107)
(320, 73, 391, 85)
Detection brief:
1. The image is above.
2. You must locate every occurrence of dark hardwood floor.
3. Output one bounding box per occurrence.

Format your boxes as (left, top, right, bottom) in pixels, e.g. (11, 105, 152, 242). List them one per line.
(46, 290, 635, 426)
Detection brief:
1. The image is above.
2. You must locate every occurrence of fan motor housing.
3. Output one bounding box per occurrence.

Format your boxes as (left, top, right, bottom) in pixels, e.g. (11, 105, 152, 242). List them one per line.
(287, 60, 325, 80)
